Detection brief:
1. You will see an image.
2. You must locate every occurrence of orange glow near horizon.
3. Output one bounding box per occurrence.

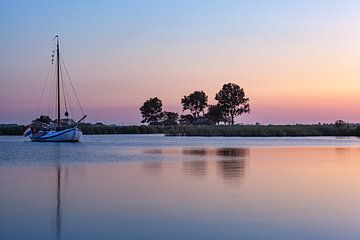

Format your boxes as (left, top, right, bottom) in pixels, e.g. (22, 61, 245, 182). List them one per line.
(2, 1, 360, 124)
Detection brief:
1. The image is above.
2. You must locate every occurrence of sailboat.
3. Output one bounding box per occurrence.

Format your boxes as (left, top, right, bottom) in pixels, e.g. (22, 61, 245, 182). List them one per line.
(24, 36, 87, 142)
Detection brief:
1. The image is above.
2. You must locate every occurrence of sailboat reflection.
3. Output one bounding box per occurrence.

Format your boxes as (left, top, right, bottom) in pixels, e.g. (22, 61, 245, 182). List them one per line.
(52, 144, 65, 240)
(51, 149, 85, 240)
(55, 166, 62, 240)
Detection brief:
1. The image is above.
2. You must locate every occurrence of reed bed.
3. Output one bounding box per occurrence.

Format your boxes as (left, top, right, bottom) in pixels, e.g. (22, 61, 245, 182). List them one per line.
(1, 124, 359, 137)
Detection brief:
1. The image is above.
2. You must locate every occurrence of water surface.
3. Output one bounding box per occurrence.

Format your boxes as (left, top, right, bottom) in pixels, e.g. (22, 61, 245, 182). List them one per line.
(1, 135, 360, 240)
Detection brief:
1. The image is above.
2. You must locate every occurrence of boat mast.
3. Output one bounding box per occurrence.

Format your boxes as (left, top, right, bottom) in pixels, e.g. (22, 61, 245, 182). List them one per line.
(56, 36, 61, 129)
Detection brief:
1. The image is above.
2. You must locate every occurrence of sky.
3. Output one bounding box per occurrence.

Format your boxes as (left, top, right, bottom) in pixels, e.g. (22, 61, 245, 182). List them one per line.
(1, 0, 360, 124)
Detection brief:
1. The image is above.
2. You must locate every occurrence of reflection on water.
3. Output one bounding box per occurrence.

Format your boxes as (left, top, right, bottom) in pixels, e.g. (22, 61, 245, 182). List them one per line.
(55, 166, 62, 240)
(182, 148, 207, 156)
(146, 147, 249, 183)
(2, 136, 360, 240)
(216, 148, 249, 157)
(217, 159, 246, 183)
(142, 162, 163, 176)
(183, 161, 208, 177)
(216, 148, 248, 186)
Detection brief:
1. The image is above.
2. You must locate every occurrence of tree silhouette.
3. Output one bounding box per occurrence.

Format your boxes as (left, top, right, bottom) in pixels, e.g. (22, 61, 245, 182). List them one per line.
(179, 114, 195, 125)
(162, 111, 179, 126)
(140, 97, 163, 125)
(207, 105, 228, 125)
(215, 83, 250, 125)
(181, 91, 208, 119)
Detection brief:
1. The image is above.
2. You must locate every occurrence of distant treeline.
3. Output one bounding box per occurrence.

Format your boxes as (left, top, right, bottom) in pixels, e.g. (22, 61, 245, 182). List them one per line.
(2, 123, 360, 137)
(0, 125, 27, 135)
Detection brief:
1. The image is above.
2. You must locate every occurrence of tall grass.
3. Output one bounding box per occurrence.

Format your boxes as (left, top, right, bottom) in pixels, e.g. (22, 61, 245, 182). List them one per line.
(80, 125, 163, 134)
(0, 126, 26, 135)
(164, 125, 359, 137)
(1, 124, 359, 137)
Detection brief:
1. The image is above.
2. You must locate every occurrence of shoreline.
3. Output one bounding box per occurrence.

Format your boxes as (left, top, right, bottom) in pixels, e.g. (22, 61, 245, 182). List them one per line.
(1, 124, 359, 137)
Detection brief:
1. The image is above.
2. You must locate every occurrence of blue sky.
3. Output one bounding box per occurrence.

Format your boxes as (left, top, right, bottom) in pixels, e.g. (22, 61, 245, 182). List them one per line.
(2, 1, 360, 124)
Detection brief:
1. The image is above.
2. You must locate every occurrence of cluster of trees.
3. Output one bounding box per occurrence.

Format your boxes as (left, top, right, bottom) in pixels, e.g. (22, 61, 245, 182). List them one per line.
(140, 83, 250, 126)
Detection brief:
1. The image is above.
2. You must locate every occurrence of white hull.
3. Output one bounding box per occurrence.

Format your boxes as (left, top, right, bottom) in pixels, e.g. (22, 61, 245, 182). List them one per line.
(30, 128, 82, 142)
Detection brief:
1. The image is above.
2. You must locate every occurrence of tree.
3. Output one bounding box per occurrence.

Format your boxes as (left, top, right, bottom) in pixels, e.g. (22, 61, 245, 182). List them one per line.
(207, 105, 228, 125)
(179, 114, 195, 125)
(140, 97, 163, 125)
(181, 91, 208, 119)
(335, 120, 345, 128)
(162, 111, 179, 126)
(215, 83, 250, 125)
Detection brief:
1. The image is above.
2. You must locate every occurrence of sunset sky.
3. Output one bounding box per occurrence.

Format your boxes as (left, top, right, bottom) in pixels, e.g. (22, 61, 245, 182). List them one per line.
(1, 0, 360, 124)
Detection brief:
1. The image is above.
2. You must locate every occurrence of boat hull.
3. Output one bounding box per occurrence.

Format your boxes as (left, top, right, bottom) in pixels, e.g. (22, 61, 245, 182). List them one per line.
(30, 128, 82, 142)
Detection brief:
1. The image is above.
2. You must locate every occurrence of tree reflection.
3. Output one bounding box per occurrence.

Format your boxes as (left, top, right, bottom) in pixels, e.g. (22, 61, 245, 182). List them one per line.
(182, 148, 207, 156)
(182, 160, 208, 177)
(216, 148, 248, 157)
(216, 148, 249, 186)
(180, 147, 249, 185)
(334, 147, 350, 162)
(182, 149, 208, 177)
(142, 147, 249, 186)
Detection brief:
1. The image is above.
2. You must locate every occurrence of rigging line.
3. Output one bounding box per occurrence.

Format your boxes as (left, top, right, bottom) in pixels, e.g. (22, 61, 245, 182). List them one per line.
(59, 62, 68, 114)
(62, 64, 74, 118)
(60, 54, 85, 116)
(46, 64, 54, 117)
(61, 63, 75, 120)
(60, 57, 75, 119)
(48, 62, 55, 119)
(52, 58, 58, 120)
(63, 73, 74, 119)
(63, 69, 73, 118)
(36, 62, 53, 116)
(47, 46, 56, 118)
(55, 56, 59, 120)
(48, 44, 57, 119)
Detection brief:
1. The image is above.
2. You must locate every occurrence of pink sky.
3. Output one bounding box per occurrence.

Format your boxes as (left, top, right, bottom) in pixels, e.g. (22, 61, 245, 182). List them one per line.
(1, 1, 360, 124)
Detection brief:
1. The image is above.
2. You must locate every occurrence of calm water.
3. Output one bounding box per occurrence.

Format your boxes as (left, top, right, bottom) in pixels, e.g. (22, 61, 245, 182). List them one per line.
(1, 135, 360, 240)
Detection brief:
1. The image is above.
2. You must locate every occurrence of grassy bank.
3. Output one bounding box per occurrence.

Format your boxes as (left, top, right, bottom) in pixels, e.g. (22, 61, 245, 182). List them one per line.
(0, 125, 27, 135)
(0, 125, 164, 136)
(79, 125, 163, 134)
(1, 124, 359, 137)
(164, 125, 360, 137)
